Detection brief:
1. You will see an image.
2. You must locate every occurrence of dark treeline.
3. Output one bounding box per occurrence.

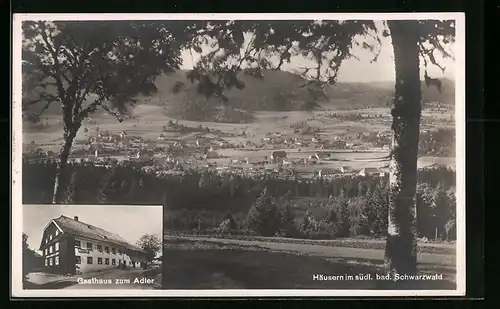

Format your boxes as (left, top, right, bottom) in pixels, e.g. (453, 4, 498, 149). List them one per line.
(23, 160, 456, 241)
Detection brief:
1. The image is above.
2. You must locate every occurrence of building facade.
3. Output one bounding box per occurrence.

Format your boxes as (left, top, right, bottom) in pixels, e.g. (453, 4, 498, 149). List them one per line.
(39, 215, 147, 275)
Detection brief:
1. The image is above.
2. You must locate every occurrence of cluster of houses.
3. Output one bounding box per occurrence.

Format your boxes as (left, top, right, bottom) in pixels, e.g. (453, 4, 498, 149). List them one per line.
(357, 131, 392, 149)
(206, 150, 387, 180)
(316, 166, 386, 179)
(27, 125, 391, 181)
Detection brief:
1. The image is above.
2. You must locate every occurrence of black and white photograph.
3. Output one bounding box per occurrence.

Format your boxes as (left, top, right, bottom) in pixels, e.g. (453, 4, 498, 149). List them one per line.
(12, 13, 465, 297)
(21, 205, 163, 290)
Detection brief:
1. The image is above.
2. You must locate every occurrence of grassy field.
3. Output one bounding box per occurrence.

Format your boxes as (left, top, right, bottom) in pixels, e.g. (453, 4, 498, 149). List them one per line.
(164, 234, 456, 255)
(162, 238, 456, 290)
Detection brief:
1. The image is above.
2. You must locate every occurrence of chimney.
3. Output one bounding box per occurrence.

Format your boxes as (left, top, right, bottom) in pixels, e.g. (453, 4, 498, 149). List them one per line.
(74, 216, 79, 221)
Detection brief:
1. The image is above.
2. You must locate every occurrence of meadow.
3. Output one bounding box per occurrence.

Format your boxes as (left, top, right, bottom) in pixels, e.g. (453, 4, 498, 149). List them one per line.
(162, 238, 456, 290)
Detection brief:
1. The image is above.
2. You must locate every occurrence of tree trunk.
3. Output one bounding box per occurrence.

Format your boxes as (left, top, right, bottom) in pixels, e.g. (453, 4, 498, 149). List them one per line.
(52, 125, 79, 204)
(384, 21, 421, 279)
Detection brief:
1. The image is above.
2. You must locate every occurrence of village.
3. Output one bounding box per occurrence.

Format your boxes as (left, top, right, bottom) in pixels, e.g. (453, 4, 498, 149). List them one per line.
(24, 117, 394, 181)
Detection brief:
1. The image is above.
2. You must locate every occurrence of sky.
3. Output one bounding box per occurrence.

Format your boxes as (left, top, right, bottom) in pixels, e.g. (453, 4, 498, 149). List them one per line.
(23, 205, 163, 254)
(21, 19, 456, 84)
(179, 22, 456, 83)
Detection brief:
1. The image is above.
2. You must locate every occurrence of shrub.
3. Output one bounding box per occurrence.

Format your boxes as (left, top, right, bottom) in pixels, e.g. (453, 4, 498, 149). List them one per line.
(332, 195, 351, 237)
(223, 211, 238, 231)
(246, 188, 280, 237)
(277, 192, 299, 237)
(363, 184, 389, 237)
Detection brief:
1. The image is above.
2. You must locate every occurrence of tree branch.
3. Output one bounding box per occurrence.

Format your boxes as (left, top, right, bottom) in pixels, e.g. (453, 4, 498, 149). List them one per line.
(77, 98, 105, 123)
(39, 29, 68, 104)
(418, 42, 446, 72)
(101, 104, 128, 122)
(275, 43, 293, 71)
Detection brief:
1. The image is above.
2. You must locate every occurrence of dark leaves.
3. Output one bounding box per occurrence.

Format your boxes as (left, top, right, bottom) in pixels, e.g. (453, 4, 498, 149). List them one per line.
(416, 20, 455, 75)
(22, 20, 189, 125)
(172, 81, 186, 94)
(243, 67, 264, 79)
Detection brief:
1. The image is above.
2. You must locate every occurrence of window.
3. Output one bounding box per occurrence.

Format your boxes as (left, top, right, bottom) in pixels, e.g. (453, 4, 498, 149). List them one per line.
(49, 258, 53, 266)
(55, 242, 59, 251)
(76, 256, 81, 264)
(98, 257, 103, 264)
(105, 258, 109, 265)
(49, 234, 53, 241)
(87, 242, 93, 250)
(104, 246, 109, 253)
(111, 248, 116, 254)
(75, 240, 81, 248)
(55, 256, 59, 265)
(45, 238, 48, 244)
(87, 257, 93, 264)
(55, 230, 59, 236)
(49, 245, 53, 254)
(129, 261, 132, 265)
(44, 248, 47, 256)
(111, 259, 116, 266)
(118, 249, 122, 254)
(97, 244, 102, 252)
(45, 259, 48, 266)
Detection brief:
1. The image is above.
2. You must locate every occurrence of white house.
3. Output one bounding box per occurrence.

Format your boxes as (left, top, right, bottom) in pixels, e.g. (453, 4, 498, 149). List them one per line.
(340, 166, 353, 174)
(358, 167, 381, 177)
(317, 168, 342, 179)
(39, 215, 147, 275)
(307, 155, 319, 163)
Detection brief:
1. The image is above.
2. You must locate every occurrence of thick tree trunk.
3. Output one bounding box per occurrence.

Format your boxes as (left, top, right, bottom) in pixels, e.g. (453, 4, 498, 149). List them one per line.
(384, 21, 422, 280)
(52, 125, 79, 204)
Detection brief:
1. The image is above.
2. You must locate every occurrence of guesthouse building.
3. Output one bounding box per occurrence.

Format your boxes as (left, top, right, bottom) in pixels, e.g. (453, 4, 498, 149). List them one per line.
(39, 215, 148, 275)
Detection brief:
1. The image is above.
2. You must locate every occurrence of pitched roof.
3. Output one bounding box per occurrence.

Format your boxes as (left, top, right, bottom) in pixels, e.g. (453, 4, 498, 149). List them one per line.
(272, 151, 287, 156)
(50, 215, 145, 253)
(362, 167, 380, 173)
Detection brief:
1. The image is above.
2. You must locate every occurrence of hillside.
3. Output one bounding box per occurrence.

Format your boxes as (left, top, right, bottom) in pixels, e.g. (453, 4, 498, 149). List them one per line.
(151, 69, 455, 111)
(23, 69, 455, 118)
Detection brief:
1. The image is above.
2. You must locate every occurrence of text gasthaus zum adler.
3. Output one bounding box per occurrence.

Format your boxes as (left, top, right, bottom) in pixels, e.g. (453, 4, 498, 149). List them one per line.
(312, 273, 444, 281)
(77, 277, 155, 285)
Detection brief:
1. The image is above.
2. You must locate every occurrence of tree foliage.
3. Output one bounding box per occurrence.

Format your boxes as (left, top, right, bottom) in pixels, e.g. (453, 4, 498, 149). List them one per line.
(173, 20, 383, 108)
(277, 190, 298, 237)
(61, 171, 78, 203)
(21, 20, 201, 203)
(246, 187, 280, 236)
(136, 233, 162, 262)
(363, 183, 390, 237)
(166, 19, 454, 119)
(22, 20, 194, 122)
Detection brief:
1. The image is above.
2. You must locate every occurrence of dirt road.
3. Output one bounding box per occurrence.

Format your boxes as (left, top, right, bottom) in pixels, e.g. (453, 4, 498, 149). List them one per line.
(164, 236, 456, 269)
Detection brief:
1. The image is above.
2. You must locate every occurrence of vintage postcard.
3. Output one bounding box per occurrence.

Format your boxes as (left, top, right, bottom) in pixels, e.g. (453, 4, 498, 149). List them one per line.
(11, 13, 465, 297)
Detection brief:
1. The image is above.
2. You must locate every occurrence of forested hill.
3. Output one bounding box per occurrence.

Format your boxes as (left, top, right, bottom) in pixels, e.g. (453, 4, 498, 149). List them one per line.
(24, 69, 455, 116)
(152, 69, 455, 111)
